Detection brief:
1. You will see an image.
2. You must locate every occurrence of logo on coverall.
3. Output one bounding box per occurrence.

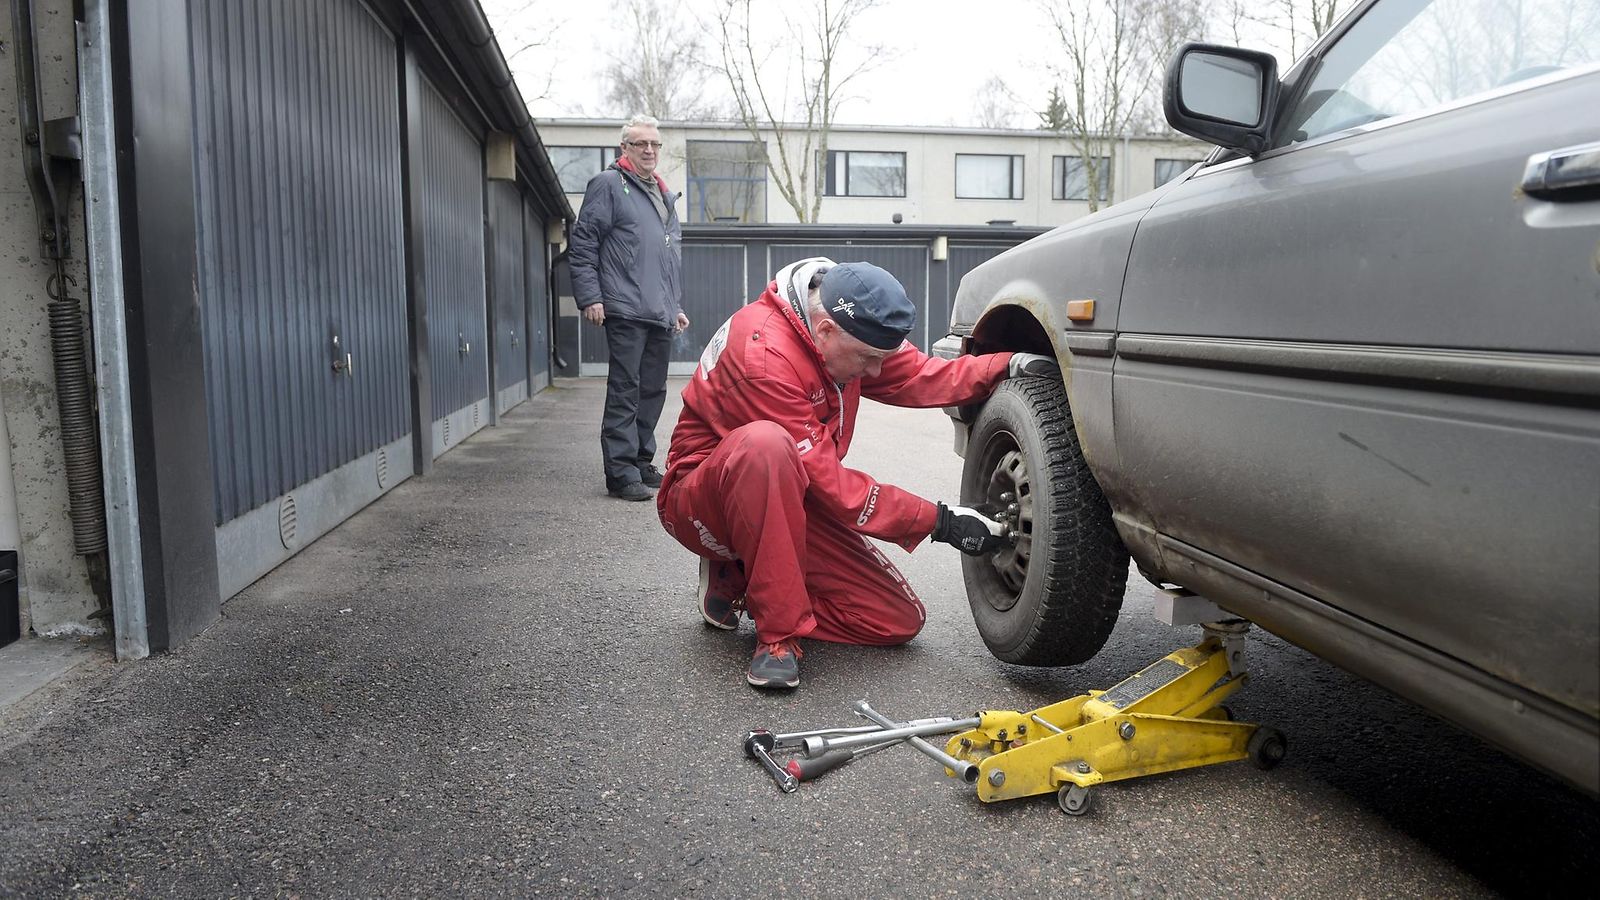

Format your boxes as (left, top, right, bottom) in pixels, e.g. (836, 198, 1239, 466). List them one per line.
(856, 485, 880, 526)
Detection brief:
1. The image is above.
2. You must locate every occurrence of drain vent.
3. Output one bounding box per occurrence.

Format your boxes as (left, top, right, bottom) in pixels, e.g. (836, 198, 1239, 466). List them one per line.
(473, 404, 481, 428)
(376, 448, 389, 488)
(278, 494, 298, 549)
(443, 418, 451, 447)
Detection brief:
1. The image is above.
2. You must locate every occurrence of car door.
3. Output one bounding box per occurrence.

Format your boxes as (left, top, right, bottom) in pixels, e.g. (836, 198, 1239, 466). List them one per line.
(1112, 0, 1600, 719)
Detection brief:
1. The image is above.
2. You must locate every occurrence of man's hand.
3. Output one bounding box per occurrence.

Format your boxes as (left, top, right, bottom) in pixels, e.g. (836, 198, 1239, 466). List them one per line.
(583, 304, 606, 326)
(674, 312, 690, 333)
(932, 502, 1008, 556)
(1007, 352, 1059, 379)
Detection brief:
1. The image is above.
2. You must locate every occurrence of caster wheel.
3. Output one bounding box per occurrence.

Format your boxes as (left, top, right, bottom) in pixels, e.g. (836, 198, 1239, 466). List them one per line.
(1247, 726, 1287, 770)
(1057, 783, 1095, 816)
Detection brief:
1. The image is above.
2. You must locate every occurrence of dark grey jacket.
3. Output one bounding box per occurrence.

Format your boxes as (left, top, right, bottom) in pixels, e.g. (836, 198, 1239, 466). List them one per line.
(569, 162, 683, 328)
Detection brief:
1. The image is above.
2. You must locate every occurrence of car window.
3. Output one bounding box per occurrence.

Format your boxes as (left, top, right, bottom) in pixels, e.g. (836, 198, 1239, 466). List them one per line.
(1277, 0, 1600, 148)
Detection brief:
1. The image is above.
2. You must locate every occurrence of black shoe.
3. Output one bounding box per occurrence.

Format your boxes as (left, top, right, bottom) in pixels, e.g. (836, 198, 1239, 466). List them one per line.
(640, 464, 664, 488)
(747, 639, 802, 689)
(608, 482, 653, 502)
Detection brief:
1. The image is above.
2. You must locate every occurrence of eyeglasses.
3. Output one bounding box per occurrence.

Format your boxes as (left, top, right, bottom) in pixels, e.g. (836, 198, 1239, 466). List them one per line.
(624, 140, 663, 150)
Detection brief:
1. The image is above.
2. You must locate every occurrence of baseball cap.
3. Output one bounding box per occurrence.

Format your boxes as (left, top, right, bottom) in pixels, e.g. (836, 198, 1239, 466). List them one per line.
(817, 262, 915, 350)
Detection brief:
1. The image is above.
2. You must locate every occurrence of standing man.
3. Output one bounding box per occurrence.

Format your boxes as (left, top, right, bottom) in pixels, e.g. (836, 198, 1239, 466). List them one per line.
(656, 258, 1059, 688)
(569, 114, 690, 502)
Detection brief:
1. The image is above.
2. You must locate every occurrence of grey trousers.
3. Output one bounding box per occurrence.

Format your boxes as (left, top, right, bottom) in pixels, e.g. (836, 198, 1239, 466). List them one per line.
(601, 316, 671, 488)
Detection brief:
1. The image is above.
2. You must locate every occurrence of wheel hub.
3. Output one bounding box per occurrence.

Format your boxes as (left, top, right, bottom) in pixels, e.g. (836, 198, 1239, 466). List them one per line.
(978, 435, 1033, 607)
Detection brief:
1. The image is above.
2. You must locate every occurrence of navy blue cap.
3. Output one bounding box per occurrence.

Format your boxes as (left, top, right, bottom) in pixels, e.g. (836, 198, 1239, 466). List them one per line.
(818, 263, 915, 350)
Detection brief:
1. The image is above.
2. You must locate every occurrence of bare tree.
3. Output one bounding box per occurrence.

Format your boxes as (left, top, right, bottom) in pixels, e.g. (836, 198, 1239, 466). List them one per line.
(1038, 0, 1199, 211)
(712, 0, 881, 223)
(600, 0, 719, 120)
(973, 76, 1021, 129)
(487, 0, 568, 104)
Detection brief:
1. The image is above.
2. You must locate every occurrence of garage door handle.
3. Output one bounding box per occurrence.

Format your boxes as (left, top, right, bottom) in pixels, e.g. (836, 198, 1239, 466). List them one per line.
(1522, 141, 1600, 201)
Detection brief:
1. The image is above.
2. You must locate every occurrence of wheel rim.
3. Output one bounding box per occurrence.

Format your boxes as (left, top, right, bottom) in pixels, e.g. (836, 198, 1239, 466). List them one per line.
(973, 429, 1034, 609)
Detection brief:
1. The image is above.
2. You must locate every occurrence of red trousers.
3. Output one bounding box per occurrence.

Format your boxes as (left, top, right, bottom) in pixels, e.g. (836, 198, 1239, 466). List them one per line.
(658, 421, 926, 645)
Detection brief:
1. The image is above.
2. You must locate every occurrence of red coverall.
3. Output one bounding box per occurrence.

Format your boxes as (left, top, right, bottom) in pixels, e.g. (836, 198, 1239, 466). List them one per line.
(657, 283, 1013, 645)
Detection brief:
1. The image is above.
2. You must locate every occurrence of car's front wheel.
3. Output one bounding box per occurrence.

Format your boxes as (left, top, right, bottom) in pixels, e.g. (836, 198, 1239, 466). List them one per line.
(960, 376, 1128, 665)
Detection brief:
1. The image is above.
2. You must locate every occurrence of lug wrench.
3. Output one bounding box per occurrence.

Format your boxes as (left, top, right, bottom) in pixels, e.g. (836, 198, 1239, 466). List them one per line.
(785, 736, 900, 783)
(763, 716, 955, 750)
(742, 729, 798, 793)
(800, 714, 979, 758)
(853, 700, 980, 784)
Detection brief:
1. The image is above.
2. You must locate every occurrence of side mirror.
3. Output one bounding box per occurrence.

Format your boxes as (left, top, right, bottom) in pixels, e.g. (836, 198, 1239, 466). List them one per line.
(1164, 43, 1280, 157)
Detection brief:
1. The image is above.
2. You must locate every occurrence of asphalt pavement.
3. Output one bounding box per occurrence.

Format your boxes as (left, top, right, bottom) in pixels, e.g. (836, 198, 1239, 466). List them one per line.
(1, 376, 1595, 898)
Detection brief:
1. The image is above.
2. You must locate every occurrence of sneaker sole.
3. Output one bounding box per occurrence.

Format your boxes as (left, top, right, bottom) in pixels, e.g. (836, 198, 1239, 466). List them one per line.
(746, 670, 800, 689)
(698, 562, 739, 631)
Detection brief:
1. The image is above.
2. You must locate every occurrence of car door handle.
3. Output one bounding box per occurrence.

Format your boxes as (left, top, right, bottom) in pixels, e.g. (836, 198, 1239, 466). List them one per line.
(1522, 141, 1600, 201)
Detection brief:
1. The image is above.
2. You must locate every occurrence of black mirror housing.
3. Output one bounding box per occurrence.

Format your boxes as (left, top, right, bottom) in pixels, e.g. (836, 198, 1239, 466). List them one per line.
(1164, 43, 1281, 157)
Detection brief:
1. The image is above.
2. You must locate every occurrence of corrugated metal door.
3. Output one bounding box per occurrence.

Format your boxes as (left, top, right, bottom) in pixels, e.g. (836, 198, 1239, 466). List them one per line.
(190, 0, 408, 525)
(675, 244, 746, 372)
(490, 181, 527, 414)
(942, 244, 1012, 342)
(767, 244, 931, 351)
(523, 198, 550, 390)
(417, 76, 489, 454)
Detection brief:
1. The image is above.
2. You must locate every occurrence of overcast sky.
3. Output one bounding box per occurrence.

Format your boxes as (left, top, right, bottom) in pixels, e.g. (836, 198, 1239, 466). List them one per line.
(480, 0, 1079, 128)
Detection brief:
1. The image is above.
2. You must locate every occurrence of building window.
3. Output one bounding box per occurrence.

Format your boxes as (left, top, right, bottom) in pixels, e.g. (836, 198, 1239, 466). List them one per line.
(820, 150, 906, 198)
(549, 146, 618, 194)
(955, 154, 1024, 200)
(685, 140, 767, 224)
(1052, 155, 1111, 202)
(1154, 158, 1200, 188)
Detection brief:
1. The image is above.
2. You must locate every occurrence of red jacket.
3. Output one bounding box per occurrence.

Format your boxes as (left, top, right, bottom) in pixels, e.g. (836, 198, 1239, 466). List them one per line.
(663, 283, 1013, 550)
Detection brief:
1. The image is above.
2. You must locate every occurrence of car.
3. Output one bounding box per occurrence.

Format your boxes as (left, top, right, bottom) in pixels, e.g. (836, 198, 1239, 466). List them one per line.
(933, 0, 1599, 795)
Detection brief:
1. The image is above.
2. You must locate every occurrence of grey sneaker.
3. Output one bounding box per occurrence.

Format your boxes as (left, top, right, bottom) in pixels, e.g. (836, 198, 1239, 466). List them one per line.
(697, 558, 747, 630)
(608, 482, 653, 502)
(640, 464, 664, 488)
(747, 639, 802, 689)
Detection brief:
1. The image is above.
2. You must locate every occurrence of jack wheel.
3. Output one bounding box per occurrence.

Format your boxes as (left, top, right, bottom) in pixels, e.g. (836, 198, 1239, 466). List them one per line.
(1247, 726, 1287, 770)
(1057, 783, 1095, 816)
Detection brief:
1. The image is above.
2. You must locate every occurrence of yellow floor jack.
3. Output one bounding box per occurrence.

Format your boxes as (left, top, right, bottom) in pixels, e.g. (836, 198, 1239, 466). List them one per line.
(943, 611, 1286, 816)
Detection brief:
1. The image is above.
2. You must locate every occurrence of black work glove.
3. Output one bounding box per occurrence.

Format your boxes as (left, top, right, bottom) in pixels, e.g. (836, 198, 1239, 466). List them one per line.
(1007, 352, 1060, 379)
(932, 503, 1008, 556)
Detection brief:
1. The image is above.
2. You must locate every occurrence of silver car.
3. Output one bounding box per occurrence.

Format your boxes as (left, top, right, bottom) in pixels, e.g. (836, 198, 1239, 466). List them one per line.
(937, 0, 1599, 795)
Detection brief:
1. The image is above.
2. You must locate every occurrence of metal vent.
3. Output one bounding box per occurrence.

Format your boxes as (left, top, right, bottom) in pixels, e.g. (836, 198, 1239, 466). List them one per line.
(278, 495, 298, 549)
(376, 448, 389, 488)
(473, 404, 480, 428)
(443, 418, 451, 447)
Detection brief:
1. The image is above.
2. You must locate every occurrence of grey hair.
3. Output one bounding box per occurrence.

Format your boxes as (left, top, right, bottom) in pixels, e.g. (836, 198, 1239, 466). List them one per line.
(620, 115, 660, 142)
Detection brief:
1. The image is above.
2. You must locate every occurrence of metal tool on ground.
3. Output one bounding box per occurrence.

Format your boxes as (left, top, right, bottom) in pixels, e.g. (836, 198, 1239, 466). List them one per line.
(941, 624, 1284, 817)
(742, 729, 798, 793)
(854, 700, 981, 783)
(765, 717, 954, 751)
(798, 714, 980, 758)
(783, 736, 900, 783)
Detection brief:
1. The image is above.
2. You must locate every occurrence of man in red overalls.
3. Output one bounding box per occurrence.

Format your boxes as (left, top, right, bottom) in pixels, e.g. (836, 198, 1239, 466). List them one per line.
(657, 258, 1057, 688)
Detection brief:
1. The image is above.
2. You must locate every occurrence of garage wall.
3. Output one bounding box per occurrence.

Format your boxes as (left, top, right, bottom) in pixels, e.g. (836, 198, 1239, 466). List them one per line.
(191, 0, 410, 527)
(417, 76, 490, 456)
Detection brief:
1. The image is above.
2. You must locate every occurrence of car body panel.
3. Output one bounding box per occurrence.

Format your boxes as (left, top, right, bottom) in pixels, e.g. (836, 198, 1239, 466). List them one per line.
(942, 5, 1600, 794)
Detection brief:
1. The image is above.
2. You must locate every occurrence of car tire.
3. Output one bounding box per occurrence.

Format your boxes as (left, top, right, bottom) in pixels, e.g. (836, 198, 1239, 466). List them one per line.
(960, 376, 1128, 665)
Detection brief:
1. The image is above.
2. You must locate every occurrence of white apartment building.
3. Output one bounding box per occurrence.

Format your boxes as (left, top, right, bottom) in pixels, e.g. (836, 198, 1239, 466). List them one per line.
(535, 118, 1211, 228)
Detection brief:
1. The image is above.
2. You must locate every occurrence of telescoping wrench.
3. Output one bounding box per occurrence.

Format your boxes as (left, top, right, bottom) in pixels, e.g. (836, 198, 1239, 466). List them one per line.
(765, 717, 955, 751)
(799, 714, 979, 758)
(854, 700, 981, 784)
(784, 737, 900, 783)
